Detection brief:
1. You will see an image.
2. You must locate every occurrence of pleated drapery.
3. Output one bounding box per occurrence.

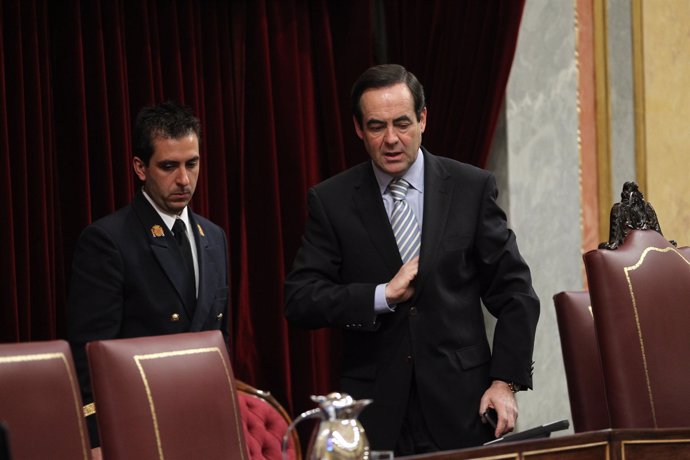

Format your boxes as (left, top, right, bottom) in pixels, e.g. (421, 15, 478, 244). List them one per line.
(0, 0, 524, 419)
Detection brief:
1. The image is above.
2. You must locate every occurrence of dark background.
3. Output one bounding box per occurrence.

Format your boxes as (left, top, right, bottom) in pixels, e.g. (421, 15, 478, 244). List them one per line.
(0, 0, 524, 418)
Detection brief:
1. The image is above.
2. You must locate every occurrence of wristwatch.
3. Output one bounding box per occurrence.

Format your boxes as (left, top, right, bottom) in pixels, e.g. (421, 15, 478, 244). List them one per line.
(506, 381, 526, 393)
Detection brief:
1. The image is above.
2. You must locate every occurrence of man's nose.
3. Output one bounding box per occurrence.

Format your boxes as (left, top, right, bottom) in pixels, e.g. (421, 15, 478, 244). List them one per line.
(176, 167, 190, 185)
(384, 126, 399, 144)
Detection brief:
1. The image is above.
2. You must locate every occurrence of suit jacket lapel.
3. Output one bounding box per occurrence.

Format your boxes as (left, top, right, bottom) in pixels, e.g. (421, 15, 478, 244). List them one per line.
(132, 192, 197, 319)
(352, 165, 402, 276)
(414, 149, 451, 300)
(188, 213, 213, 330)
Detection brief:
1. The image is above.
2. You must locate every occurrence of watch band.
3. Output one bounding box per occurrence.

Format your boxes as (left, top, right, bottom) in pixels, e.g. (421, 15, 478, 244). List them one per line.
(507, 381, 526, 392)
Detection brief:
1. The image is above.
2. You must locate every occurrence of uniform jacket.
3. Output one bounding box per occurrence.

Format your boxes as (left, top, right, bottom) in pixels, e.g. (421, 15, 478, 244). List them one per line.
(68, 191, 230, 406)
(285, 149, 539, 450)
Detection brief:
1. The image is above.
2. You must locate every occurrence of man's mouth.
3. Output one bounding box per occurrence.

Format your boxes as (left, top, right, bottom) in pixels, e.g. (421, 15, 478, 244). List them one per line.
(171, 191, 191, 200)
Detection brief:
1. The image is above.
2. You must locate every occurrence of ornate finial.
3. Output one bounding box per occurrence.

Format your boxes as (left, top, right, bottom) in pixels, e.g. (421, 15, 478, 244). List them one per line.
(599, 181, 676, 249)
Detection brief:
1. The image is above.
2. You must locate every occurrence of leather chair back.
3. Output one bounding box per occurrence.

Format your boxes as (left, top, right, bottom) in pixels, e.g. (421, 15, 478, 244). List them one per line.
(553, 291, 610, 432)
(584, 230, 690, 428)
(236, 380, 300, 460)
(87, 330, 248, 460)
(0, 340, 91, 460)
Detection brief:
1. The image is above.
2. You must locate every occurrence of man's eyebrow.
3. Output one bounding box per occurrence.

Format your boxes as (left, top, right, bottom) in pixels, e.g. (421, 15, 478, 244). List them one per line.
(365, 118, 386, 127)
(365, 115, 412, 127)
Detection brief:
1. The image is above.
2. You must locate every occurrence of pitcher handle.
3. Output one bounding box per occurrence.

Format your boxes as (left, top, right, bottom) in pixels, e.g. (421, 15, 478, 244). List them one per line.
(282, 407, 321, 460)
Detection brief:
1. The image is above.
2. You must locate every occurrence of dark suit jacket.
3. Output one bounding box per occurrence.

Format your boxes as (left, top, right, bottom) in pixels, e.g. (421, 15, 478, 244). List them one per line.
(285, 149, 539, 450)
(68, 191, 230, 407)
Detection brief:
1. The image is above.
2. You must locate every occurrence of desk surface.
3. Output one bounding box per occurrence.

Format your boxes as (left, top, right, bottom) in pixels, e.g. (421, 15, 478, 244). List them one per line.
(402, 428, 690, 460)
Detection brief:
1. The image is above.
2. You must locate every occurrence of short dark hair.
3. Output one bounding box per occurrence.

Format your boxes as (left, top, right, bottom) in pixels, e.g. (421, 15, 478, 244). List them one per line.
(132, 101, 201, 165)
(351, 64, 426, 127)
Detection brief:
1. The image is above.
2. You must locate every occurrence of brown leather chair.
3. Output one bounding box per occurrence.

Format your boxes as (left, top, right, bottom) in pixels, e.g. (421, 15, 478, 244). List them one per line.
(86, 330, 249, 460)
(236, 380, 300, 460)
(0, 340, 91, 460)
(583, 229, 690, 428)
(553, 291, 610, 432)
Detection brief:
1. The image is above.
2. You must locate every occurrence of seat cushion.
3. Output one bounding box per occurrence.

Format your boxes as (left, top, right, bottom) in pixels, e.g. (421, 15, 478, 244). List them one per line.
(238, 389, 297, 460)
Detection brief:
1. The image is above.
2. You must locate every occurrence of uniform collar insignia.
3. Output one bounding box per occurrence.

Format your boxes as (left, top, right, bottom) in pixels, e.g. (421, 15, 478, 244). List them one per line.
(150, 225, 165, 238)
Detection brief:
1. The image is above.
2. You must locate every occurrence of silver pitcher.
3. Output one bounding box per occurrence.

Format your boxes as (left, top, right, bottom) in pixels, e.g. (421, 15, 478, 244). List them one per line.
(282, 392, 373, 460)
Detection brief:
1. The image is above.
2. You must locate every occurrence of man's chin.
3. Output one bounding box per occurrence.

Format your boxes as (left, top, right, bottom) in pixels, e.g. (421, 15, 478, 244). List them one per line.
(378, 160, 409, 176)
(166, 201, 189, 215)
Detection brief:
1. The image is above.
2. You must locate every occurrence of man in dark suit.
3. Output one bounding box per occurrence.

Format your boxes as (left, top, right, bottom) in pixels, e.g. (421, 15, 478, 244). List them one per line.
(284, 64, 539, 455)
(68, 101, 230, 445)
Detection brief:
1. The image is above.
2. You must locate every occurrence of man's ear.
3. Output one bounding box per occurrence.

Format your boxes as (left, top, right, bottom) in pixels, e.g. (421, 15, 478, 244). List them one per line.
(419, 107, 428, 133)
(133, 157, 147, 182)
(353, 115, 364, 140)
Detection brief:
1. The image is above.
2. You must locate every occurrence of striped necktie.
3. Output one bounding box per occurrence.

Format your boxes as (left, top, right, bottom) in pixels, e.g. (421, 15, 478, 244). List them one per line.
(389, 178, 421, 263)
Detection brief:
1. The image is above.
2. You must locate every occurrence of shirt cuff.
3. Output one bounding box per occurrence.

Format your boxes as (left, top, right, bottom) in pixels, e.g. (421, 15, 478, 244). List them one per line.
(374, 283, 396, 314)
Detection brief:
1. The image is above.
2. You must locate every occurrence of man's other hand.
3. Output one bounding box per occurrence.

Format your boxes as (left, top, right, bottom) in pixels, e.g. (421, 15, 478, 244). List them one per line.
(479, 380, 518, 438)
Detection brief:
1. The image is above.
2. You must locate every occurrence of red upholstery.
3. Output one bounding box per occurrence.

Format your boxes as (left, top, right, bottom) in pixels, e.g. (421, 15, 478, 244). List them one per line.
(236, 380, 299, 460)
(0, 340, 91, 460)
(553, 291, 610, 432)
(87, 331, 249, 460)
(584, 230, 690, 428)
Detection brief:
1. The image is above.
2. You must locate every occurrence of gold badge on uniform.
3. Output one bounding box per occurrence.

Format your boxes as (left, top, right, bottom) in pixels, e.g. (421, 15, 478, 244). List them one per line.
(151, 225, 165, 238)
(197, 224, 205, 237)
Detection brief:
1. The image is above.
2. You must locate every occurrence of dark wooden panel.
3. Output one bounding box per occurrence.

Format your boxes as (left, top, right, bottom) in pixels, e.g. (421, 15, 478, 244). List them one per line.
(618, 439, 690, 460)
(402, 429, 690, 460)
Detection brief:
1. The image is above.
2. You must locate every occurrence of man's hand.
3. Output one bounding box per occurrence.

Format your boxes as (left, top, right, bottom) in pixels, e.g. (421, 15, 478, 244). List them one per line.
(385, 256, 419, 304)
(479, 380, 518, 438)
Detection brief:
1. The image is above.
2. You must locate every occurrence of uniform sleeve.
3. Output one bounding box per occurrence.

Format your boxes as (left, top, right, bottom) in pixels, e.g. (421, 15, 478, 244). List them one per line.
(67, 224, 125, 402)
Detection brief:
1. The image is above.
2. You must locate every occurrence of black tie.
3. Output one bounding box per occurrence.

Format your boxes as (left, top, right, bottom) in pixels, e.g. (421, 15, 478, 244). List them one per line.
(172, 219, 196, 300)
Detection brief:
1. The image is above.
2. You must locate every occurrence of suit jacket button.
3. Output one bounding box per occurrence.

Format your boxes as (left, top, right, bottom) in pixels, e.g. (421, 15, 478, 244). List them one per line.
(216, 313, 223, 320)
(409, 307, 417, 316)
(406, 355, 413, 363)
(170, 313, 180, 322)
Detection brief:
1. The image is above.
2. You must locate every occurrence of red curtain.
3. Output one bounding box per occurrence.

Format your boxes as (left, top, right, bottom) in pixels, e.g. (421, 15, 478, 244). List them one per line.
(0, 0, 524, 418)
(384, 0, 526, 167)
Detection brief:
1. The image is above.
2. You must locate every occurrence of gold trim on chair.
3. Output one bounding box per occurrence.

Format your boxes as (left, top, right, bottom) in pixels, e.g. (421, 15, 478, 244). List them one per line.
(624, 246, 690, 427)
(133, 347, 240, 460)
(0, 352, 90, 460)
(82, 402, 96, 417)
